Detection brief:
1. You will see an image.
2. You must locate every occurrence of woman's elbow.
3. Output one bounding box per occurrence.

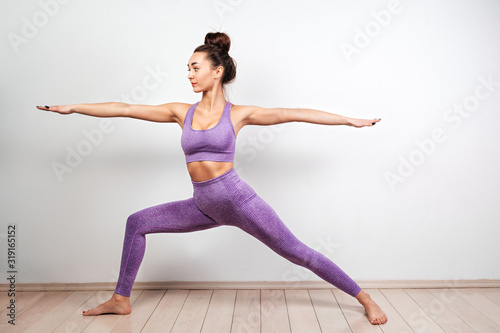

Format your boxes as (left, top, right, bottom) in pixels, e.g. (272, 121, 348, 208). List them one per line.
(279, 108, 301, 123)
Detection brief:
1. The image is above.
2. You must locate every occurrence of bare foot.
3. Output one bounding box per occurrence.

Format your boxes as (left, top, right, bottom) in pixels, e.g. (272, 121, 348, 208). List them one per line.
(83, 293, 131, 316)
(355, 290, 387, 325)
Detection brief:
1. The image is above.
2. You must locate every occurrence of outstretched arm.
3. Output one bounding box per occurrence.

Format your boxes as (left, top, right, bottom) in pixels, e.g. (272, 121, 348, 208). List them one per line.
(238, 105, 380, 129)
(36, 102, 186, 125)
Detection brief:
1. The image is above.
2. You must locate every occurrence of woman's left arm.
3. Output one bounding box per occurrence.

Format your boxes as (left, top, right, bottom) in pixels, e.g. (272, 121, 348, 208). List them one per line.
(238, 105, 380, 128)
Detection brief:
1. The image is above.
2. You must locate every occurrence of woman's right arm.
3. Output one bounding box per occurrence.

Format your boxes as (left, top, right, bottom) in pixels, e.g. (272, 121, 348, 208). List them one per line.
(36, 102, 186, 125)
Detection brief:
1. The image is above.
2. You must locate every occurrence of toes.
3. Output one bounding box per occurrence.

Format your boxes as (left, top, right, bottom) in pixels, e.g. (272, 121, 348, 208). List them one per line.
(83, 309, 97, 316)
(370, 317, 385, 325)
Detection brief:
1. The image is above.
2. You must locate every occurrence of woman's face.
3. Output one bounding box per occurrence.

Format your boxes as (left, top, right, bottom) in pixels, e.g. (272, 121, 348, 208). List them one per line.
(187, 52, 222, 93)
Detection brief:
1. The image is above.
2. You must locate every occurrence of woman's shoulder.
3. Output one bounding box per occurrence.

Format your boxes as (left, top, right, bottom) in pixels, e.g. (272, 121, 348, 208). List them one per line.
(157, 102, 197, 126)
(228, 103, 253, 119)
(169, 101, 196, 110)
(229, 103, 259, 114)
(166, 102, 197, 115)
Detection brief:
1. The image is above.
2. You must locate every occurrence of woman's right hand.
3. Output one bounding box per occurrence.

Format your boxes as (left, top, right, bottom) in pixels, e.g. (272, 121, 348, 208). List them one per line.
(36, 105, 73, 115)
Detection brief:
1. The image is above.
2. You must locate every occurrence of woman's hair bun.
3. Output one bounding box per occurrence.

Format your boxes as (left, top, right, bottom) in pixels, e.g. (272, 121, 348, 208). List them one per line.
(204, 32, 231, 53)
(194, 31, 236, 87)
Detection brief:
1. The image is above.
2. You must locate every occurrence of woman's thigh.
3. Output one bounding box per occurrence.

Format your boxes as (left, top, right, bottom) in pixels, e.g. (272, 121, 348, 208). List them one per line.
(126, 198, 220, 234)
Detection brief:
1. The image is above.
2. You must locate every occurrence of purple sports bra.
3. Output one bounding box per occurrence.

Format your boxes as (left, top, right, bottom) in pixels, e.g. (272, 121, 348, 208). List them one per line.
(181, 101, 236, 163)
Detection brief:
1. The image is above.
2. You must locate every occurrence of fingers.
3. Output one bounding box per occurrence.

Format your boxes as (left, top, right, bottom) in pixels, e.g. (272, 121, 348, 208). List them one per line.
(353, 118, 381, 127)
(36, 105, 71, 114)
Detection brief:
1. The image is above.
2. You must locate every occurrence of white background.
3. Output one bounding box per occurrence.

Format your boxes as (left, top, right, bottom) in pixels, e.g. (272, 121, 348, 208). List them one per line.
(1, 0, 499, 286)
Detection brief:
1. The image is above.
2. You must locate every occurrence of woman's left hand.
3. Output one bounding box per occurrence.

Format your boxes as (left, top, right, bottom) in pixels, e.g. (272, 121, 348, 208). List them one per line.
(348, 118, 381, 128)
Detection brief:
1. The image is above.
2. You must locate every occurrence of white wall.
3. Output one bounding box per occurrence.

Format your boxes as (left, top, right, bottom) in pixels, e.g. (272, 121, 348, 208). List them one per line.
(1, 0, 499, 286)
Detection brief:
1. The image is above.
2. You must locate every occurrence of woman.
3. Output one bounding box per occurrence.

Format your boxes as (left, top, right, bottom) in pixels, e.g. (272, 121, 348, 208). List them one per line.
(38, 32, 386, 325)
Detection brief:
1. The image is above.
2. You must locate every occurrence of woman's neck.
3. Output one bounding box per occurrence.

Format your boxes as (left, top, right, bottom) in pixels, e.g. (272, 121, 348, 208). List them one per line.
(200, 86, 226, 113)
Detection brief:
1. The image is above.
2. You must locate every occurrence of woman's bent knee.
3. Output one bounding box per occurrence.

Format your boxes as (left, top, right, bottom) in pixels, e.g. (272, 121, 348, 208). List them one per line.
(125, 212, 147, 232)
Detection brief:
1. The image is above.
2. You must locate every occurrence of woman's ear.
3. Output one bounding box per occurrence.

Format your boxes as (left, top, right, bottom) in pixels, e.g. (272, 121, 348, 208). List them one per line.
(214, 66, 224, 79)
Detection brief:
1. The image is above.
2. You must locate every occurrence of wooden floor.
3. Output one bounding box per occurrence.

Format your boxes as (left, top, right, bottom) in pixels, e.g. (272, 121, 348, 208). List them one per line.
(1, 288, 500, 332)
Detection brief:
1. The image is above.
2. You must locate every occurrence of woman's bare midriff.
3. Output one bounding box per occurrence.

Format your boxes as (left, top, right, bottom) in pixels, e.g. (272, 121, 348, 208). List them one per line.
(187, 161, 234, 182)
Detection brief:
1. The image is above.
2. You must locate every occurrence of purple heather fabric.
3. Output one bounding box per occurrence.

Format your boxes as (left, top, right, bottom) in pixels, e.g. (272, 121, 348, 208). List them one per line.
(114, 168, 361, 297)
(180, 101, 236, 163)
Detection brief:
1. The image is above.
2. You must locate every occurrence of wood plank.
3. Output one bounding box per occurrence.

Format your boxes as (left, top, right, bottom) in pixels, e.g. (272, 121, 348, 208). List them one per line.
(141, 289, 189, 333)
(170, 289, 213, 333)
(0, 291, 72, 333)
(231, 290, 260, 333)
(0, 291, 46, 321)
(428, 288, 500, 332)
(110, 290, 164, 332)
(404, 288, 474, 333)
(261, 289, 291, 333)
(380, 289, 444, 333)
(82, 290, 143, 333)
(477, 287, 500, 306)
(363, 288, 413, 333)
(0, 292, 15, 325)
(452, 288, 500, 326)
(53, 290, 114, 333)
(201, 289, 237, 333)
(7, 287, 500, 333)
(24, 291, 94, 333)
(285, 289, 321, 333)
(333, 289, 382, 333)
(309, 289, 350, 333)
(0, 294, 10, 309)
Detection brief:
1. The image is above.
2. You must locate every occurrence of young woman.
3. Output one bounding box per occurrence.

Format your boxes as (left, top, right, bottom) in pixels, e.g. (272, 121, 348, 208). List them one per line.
(38, 32, 386, 325)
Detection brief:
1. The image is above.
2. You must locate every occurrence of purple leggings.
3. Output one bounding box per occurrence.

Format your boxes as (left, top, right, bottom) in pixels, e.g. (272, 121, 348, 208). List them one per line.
(114, 168, 361, 297)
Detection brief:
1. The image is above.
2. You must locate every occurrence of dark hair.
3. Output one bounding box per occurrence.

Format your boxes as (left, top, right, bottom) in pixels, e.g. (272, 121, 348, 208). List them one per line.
(194, 32, 237, 87)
